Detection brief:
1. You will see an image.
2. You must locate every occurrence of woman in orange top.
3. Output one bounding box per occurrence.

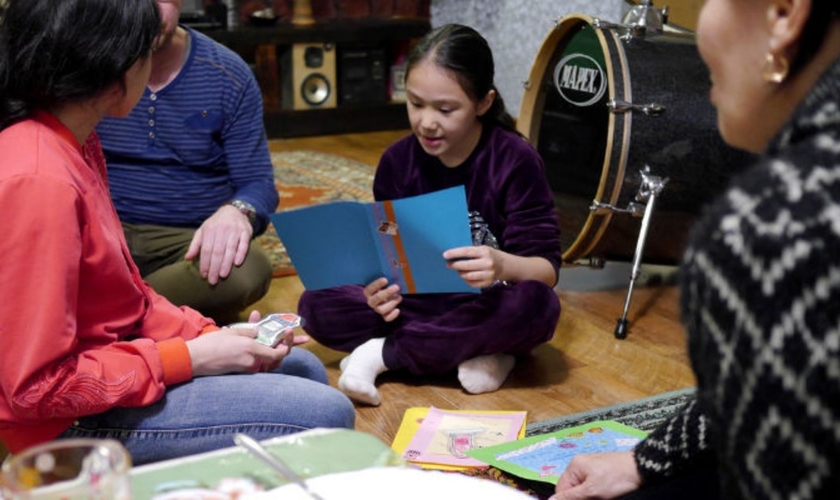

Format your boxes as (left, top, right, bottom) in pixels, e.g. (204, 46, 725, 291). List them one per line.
(0, 0, 353, 464)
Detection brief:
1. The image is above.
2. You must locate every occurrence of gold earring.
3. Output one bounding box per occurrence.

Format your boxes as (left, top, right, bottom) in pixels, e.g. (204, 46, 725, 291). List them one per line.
(762, 52, 789, 84)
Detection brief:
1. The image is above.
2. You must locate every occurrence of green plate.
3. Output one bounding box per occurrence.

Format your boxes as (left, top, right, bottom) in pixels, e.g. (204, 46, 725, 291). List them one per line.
(130, 429, 404, 498)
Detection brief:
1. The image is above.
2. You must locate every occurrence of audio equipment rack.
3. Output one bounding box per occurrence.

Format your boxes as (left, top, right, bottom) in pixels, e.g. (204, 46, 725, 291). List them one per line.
(198, 17, 430, 138)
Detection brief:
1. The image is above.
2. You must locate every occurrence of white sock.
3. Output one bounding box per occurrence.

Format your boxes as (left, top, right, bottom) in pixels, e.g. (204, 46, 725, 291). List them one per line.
(338, 338, 387, 406)
(458, 354, 516, 394)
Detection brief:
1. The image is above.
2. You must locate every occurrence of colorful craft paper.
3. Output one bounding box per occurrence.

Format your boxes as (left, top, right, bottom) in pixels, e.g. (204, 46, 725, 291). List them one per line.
(467, 420, 647, 484)
(392, 407, 527, 471)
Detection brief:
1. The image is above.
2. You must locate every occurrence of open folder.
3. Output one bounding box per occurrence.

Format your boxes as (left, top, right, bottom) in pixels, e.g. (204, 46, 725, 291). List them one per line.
(269, 186, 477, 294)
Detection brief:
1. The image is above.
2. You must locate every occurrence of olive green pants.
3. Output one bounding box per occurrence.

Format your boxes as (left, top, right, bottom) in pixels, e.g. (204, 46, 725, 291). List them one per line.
(122, 222, 273, 325)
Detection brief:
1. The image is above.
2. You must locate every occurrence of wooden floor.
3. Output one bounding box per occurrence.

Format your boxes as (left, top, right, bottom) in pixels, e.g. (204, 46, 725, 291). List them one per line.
(256, 130, 698, 447)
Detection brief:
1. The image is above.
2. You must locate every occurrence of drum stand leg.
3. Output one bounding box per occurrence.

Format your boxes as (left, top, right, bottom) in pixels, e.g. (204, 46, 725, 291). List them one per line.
(614, 170, 667, 339)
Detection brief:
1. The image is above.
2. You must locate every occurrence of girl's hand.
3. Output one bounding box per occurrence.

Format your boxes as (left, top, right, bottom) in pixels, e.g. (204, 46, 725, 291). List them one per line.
(187, 310, 300, 376)
(444, 245, 503, 289)
(246, 309, 312, 372)
(258, 327, 305, 373)
(363, 277, 402, 322)
(186, 327, 289, 376)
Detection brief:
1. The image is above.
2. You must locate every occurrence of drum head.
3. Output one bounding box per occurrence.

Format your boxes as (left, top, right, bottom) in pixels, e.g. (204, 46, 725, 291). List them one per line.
(518, 15, 617, 263)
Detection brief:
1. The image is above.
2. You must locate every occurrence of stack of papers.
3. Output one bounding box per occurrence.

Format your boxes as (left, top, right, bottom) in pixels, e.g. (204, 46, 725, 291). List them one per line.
(391, 407, 527, 471)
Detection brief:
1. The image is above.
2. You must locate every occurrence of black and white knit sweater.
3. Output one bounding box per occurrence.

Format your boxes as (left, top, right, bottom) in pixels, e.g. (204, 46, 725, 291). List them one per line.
(633, 56, 840, 498)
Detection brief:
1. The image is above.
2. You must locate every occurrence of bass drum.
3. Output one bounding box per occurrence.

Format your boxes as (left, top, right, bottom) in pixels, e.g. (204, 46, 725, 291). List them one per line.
(518, 14, 755, 265)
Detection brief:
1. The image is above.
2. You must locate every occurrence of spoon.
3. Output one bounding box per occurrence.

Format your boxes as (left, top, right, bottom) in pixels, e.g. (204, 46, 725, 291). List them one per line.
(233, 433, 325, 500)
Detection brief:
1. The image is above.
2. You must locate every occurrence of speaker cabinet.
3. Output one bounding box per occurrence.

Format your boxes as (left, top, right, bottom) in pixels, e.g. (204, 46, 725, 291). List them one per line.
(281, 43, 337, 110)
(338, 46, 388, 105)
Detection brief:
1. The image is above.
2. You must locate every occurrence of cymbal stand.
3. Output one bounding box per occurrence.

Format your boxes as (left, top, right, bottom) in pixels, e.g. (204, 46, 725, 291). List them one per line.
(614, 167, 668, 339)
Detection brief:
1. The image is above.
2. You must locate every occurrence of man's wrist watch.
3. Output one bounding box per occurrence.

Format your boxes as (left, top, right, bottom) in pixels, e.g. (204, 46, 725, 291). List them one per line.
(228, 199, 257, 226)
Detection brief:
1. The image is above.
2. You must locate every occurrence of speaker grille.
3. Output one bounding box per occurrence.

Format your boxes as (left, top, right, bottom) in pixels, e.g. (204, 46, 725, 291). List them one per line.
(301, 73, 332, 106)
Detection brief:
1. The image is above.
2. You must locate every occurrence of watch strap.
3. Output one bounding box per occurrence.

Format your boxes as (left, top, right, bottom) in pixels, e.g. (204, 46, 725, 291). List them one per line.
(228, 199, 257, 226)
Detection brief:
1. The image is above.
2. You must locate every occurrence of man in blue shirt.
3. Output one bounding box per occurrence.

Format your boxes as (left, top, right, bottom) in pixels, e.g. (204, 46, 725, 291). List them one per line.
(97, 0, 278, 324)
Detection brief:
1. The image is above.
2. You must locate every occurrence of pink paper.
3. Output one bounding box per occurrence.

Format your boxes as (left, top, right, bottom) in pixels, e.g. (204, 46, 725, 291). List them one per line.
(401, 407, 527, 467)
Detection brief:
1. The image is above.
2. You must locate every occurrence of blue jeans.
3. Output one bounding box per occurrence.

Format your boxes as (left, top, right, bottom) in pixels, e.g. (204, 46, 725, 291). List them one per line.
(58, 348, 355, 465)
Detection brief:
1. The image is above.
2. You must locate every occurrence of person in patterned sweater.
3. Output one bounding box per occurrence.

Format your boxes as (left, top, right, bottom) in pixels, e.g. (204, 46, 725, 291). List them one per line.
(552, 0, 840, 499)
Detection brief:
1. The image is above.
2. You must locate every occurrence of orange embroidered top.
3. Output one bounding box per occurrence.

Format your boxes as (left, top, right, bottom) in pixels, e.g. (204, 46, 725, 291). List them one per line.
(0, 113, 217, 453)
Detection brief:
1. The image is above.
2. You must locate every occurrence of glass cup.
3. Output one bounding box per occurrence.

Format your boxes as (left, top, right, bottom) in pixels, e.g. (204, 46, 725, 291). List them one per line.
(0, 439, 132, 500)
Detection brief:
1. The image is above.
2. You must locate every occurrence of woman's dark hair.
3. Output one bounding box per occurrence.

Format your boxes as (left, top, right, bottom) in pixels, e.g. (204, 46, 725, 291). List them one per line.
(0, 0, 160, 130)
(405, 23, 518, 133)
(790, 0, 840, 76)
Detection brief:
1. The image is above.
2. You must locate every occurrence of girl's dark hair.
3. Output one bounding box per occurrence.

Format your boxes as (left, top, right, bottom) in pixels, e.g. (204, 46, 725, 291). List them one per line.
(0, 0, 160, 130)
(790, 0, 840, 76)
(406, 23, 518, 133)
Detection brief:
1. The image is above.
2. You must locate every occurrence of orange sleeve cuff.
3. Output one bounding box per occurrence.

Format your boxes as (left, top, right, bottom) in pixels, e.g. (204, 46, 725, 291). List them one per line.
(157, 337, 193, 385)
(200, 324, 221, 335)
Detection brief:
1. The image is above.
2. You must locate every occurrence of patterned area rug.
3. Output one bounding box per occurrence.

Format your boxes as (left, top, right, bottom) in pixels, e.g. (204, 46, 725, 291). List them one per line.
(467, 388, 696, 499)
(525, 387, 696, 436)
(257, 150, 375, 277)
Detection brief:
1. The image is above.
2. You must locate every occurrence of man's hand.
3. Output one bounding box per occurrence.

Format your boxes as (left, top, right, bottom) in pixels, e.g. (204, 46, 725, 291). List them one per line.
(184, 204, 252, 285)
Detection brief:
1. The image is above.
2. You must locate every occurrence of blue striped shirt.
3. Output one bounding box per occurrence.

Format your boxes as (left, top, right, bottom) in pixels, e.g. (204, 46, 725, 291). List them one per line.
(97, 27, 277, 235)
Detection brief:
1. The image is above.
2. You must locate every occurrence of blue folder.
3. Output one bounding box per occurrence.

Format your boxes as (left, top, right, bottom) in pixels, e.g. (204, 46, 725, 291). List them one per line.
(269, 186, 477, 294)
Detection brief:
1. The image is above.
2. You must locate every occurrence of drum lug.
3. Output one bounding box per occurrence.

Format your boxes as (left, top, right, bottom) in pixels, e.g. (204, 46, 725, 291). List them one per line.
(591, 18, 624, 31)
(587, 257, 606, 269)
(608, 99, 666, 116)
(626, 201, 647, 216)
(636, 169, 669, 202)
(592, 18, 647, 40)
(590, 166, 669, 218)
(594, 1, 674, 39)
(590, 200, 646, 217)
(522, 79, 531, 91)
(588, 201, 614, 215)
(620, 0, 666, 36)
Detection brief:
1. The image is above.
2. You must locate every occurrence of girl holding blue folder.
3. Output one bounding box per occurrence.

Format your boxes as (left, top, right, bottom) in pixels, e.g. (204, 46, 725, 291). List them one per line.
(299, 24, 562, 406)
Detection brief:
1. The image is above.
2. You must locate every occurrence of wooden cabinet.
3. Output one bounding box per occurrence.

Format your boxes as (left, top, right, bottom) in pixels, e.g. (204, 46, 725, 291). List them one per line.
(199, 18, 430, 137)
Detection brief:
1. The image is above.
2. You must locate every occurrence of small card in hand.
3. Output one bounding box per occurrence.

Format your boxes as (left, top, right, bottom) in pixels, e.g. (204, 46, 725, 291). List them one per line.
(229, 313, 304, 347)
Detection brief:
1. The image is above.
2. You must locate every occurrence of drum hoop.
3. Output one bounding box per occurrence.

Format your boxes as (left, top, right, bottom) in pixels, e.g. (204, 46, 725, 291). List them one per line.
(568, 24, 632, 262)
(519, 14, 629, 264)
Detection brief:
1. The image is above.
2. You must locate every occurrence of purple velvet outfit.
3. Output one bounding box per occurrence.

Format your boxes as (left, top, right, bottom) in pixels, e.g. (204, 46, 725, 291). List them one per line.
(298, 125, 562, 375)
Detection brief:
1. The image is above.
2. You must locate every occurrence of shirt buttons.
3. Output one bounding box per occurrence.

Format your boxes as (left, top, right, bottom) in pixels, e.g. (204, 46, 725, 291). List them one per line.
(149, 132, 156, 139)
(150, 93, 157, 102)
(148, 119, 155, 127)
(148, 107, 155, 114)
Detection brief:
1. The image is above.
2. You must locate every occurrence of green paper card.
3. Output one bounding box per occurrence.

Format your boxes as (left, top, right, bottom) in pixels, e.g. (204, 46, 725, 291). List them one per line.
(466, 420, 647, 484)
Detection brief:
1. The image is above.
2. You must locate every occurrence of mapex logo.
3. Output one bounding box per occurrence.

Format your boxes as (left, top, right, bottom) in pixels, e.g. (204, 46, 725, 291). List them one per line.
(553, 53, 606, 107)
